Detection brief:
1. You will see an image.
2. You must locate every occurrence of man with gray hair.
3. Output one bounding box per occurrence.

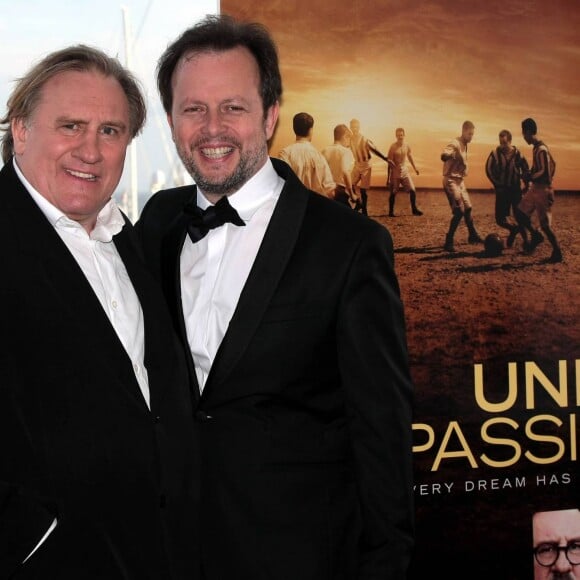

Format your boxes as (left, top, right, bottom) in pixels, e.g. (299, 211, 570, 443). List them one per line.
(0, 45, 198, 578)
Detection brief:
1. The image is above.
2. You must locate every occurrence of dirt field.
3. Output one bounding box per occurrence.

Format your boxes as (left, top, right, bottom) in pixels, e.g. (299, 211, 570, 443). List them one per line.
(367, 187, 579, 380)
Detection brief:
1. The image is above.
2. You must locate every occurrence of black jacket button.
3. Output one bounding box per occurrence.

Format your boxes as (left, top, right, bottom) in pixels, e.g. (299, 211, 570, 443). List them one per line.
(194, 410, 212, 422)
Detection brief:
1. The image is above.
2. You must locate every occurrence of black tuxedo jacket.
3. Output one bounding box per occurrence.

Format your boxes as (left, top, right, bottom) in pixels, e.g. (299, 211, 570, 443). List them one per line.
(137, 158, 414, 579)
(0, 161, 200, 579)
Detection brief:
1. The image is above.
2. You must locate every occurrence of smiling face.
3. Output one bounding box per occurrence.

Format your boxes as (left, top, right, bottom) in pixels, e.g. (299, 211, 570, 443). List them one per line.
(168, 46, 279, 200)
(12, 69, 131, 232)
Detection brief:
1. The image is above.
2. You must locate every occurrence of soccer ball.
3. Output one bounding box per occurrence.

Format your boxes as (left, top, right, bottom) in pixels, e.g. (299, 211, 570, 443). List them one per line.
(484, 233, 504, 257)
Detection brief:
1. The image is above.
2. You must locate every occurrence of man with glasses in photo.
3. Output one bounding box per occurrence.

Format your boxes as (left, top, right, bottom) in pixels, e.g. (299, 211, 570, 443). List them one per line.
(533, 508, 580, 579)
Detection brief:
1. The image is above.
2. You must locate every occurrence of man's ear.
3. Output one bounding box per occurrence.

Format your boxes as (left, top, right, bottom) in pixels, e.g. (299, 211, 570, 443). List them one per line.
(265, 101, 280, 141)
(11, 118, 29, 155)
(166, 113, 175, 141)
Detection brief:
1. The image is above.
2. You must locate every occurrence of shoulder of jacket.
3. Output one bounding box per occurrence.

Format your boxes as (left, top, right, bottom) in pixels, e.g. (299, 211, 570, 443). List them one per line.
(142, 185, 195, 213)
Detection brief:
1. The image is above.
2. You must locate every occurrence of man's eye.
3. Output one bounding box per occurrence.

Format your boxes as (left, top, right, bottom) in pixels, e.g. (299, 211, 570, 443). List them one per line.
(537, 544, 556, 554)
(101, 126, 119, 136)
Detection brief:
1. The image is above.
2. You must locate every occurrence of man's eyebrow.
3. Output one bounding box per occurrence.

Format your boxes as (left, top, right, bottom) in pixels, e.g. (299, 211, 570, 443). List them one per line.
(54, 116, 128, 130)
(55, 116, 87, 125)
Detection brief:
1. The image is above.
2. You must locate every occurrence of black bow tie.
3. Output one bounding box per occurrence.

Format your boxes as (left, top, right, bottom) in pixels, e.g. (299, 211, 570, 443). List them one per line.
(183, 195, 245, 243)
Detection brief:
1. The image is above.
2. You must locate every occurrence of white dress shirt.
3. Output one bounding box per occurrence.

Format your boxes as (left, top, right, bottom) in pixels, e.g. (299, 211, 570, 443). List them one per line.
(14, 160, 150, 408)
(180, 159, 285, 391)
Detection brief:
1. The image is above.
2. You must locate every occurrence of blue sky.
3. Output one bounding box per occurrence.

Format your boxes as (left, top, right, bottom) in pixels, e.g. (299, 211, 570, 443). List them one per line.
(0, 0, 219, 211)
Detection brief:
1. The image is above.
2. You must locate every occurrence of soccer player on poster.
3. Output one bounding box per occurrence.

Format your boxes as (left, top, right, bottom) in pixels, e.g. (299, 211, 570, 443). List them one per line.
(387, 127, 423, 217)
(441, 120, 484, 252)
(516, 117, 563, 263)
(349, 118, 390, 216)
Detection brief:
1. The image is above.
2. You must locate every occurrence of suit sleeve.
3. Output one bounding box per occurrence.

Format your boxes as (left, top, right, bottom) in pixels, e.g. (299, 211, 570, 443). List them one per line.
(336, 223, 415, 578)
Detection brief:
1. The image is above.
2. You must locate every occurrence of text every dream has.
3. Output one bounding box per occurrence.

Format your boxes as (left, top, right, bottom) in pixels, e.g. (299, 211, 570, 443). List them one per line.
(412, 359, 578, 496)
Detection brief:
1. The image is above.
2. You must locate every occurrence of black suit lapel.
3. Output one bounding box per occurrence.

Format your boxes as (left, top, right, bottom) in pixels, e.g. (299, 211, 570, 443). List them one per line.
(160, 198, 202, 402)
(2, 162, 150, 410)
(161, 212, 189, 339)
(114, 222, 170, 412)
(204, 161, 309, 393)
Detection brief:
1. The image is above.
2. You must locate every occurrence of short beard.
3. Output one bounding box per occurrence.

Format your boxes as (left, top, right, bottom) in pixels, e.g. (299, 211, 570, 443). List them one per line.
(177, 139, 269, 197)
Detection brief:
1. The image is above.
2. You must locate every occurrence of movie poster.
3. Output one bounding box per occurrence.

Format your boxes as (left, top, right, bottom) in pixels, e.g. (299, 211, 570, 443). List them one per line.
(221, 1, 579, 577)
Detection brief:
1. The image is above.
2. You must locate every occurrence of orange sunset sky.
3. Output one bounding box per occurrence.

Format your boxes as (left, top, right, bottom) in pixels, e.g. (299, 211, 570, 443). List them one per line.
(223, 0, 580, 190)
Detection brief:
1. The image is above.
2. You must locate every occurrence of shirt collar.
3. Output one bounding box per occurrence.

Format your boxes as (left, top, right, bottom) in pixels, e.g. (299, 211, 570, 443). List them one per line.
(197, 158, 284, 222)
(13, 157, 124, 242)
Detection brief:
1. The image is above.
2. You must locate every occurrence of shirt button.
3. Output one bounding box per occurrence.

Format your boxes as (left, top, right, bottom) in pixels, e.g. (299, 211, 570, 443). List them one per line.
(111, 299, 118, 309)
(133, 363, 141, 375)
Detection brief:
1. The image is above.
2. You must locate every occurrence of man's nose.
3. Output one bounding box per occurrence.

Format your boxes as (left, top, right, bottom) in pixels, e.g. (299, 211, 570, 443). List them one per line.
(204, 109, 226, 135)
(552, 549, 573, 573)
(73, 132, 103, 163)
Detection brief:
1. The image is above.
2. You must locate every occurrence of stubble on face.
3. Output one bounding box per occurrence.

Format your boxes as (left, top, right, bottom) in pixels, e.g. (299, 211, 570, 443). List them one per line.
(175, 123, 270, 197)
(168, 47, 278, 199)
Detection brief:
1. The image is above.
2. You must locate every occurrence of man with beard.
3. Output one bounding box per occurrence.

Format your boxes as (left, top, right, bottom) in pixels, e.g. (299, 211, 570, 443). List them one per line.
(136, 14, 414, 580)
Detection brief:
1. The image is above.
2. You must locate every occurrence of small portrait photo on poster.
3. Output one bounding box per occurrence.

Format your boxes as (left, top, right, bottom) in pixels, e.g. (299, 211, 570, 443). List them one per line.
(532, 508, 580, 579)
